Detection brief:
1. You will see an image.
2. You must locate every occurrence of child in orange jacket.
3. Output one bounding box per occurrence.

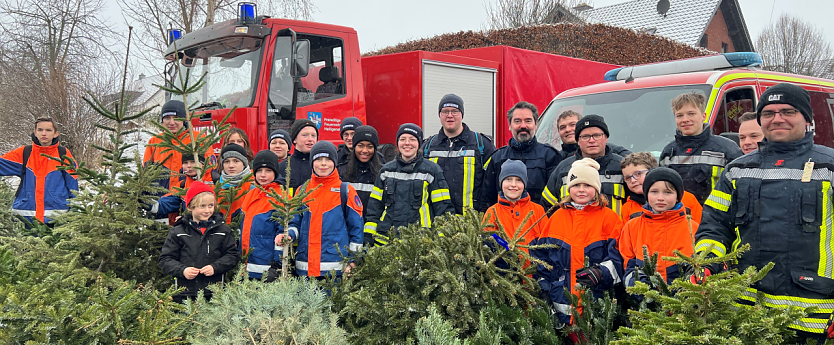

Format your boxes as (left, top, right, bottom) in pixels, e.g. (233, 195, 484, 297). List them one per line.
(217, 144, 254, 224)
(531, 158, 623, 326)
(619, 167, 698, 288)
(620, 152, 702, 224)
(483, 160, 548, 268)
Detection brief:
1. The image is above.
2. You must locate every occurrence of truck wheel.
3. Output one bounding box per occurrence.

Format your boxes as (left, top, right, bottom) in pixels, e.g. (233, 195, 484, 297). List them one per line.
(378, 143, 397, 163)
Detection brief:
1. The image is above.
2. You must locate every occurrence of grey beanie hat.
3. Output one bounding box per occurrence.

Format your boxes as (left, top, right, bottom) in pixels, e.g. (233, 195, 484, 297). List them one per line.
(309, 141, 338, 169)
(499, 160, 528, 187)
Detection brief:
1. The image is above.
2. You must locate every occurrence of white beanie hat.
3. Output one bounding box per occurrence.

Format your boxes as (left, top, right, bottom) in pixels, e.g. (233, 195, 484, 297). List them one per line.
(566, 158, 601, 193)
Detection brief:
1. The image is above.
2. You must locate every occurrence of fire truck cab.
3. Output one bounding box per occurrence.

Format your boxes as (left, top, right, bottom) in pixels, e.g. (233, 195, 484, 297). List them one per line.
(537, 53, 834, 154)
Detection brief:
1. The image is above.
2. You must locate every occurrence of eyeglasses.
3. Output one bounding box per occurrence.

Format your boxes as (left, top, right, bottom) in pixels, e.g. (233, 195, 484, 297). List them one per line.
(760, 108, 799, 119)
(578, 133, 605, 142)
(440, 109, 461, 116)
(625, 169, 649, 182)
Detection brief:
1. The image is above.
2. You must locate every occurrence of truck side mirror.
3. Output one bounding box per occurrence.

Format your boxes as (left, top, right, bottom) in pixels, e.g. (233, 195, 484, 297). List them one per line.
(291, 39, 310, 78)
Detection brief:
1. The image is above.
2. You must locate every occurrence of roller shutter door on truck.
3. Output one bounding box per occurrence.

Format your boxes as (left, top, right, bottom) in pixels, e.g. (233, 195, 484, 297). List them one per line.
(422, 61, 497, 139)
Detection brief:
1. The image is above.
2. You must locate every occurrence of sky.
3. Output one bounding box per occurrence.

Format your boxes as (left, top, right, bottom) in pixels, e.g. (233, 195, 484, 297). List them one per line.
(103, 0, 834, 71)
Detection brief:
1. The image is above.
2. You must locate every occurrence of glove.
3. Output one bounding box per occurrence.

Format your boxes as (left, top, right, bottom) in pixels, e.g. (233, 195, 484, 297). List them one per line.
(689, 266, 712, 285)
(826, 312, 834, 339)
(575, 266, 604, 289)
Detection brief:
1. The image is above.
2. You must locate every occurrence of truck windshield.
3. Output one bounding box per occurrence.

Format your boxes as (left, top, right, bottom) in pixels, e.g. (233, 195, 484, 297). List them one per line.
(537, 84, 713, 156)
(170, 37, 264, 109)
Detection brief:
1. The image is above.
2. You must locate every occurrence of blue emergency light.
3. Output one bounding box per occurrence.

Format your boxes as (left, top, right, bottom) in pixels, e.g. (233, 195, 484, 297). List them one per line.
(603, 52, 764, 82)
(167, 29, 182, 45)
(238, 2, 257, 23)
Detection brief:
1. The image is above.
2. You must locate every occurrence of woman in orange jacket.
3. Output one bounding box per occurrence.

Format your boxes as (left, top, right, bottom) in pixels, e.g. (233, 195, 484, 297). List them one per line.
(531, 158, 623, 326)
(483, 160, 548, 266)
(619, 167, 698, 288)
(620, 152, 702, 224)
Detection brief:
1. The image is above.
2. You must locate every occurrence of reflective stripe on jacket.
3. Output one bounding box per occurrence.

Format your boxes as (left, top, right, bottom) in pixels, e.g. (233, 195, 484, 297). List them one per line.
(696, 133, 834, 334)
(659, 125, 742, 204)
(423, 124, 496, 215)
(620, 205, 698, 288)
(288, 170, 364, 277)
(530, 202, 623, 325)
(543, 148, 626, 216)
(0, 137, 77, 222)
(364, 155, 454, 246)
(239, 182, 284, 279)
(480, 137, 561, 211)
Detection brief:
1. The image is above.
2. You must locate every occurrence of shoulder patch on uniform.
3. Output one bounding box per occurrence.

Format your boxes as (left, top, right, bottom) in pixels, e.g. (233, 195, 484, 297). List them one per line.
(354, 195, 362, 208)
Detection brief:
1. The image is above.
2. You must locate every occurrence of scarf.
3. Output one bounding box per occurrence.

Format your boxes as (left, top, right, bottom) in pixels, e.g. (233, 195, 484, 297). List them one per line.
(220, 166, 251, 189)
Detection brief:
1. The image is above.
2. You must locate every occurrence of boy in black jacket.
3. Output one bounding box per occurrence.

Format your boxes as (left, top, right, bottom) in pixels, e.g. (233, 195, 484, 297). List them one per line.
(159, 181, 240, 303)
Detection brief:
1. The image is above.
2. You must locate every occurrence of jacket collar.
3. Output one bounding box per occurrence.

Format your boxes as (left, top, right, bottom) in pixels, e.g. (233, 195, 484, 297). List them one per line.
(396, 154, 422, 172)
(293, 149, 310, 160)
(561, 142, 578, 155)
(436, 123, 472, 142)
(574, 145, 613, 167)
(758, 132, 815, 156)
(509, 137, 539, 152)
(674, 124, 712, 147)
(563, 201, 604, 212)
(31, 133, 60, 147)
(498, 191, 530, 207)
(640, 203, 688, 220)
(311, 167, 340, 185)
(179, 212, 226, 234)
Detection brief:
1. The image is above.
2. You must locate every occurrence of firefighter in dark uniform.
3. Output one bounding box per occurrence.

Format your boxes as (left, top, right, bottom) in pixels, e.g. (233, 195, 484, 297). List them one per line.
(543, 114, 627, 216)
(422, 94, 496, 215)
(479, 101, 562, 211)
(364, 123, 454, 246)
(659, 91, 743, 204)
(696, 83, 834, 341)
(336, 117, 362, 168)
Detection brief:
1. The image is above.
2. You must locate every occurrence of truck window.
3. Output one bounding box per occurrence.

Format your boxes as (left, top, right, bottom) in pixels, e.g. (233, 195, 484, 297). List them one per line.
(268, 34, 345, 113)
(537, 84, 712, 156)
(711, 87, 755, 135)
(810, 91, 834, 147)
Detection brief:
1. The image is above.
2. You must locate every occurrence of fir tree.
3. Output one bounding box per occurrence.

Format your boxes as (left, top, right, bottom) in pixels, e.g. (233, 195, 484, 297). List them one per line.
(613, 244, 808, 345)
(330, 210, 559, 344)
(263, 162, 317, 278)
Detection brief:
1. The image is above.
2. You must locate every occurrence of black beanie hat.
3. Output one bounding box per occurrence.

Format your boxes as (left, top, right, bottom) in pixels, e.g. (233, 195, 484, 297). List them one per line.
(310, 141, 338, 169)
(220, 144, 249, 168)
(290, 119, 318, 142)
(251, 150, 281, 178)
(353, 125, 379, 148)
(396, 123, 423, 144)
(160, 100, 186, 123)
(181, 152, 207, 164)
(269, 129, 292, 148)
(757, 82, 813, 124)
(642, 167, 684, 203)
(438, 94, 464, 118)
(574, 114, 609, 142)
(340, 117, 363, 138)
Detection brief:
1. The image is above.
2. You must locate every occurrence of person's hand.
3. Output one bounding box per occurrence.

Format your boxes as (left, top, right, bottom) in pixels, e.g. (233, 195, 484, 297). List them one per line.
(275, 234, 286, 246)
(826, 312, 834, 339)
(575, 266, 604, 289)
(344, 262, 357, 277)
(183, 267, 200, 280)
(200, 265, 215, 277)
(689, 267, 712, 285)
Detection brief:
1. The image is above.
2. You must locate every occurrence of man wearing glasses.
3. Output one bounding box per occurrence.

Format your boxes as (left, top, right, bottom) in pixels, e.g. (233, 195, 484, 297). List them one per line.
(696, 83, 834, 341)
(543, 114, 628, 216)
(422, 94, 495, 215)
(659, 91, 742, 204)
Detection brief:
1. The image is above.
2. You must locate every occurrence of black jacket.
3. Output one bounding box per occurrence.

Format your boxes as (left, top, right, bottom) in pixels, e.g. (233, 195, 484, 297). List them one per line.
(479, 137, 561, 211)
(422, 124, 496, 215)
(560, 142, 632, 160)
(363, 155, 454, 245)
(659, 125, 742, 204)
(338, 160, 378, 216)
(336, 144, 351, 168)
(543, 147, 627, 215)
(278, 149, 313, 193)
(158, 212, 240, 299)
(696, 133, 834, 334)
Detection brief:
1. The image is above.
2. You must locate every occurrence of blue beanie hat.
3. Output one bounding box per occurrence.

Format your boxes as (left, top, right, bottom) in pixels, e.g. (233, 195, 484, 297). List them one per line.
(499, 160, 528, 187)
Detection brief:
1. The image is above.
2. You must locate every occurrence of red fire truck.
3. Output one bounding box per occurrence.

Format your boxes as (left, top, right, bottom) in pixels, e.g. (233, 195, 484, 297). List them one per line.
(163, 6, 616, 151)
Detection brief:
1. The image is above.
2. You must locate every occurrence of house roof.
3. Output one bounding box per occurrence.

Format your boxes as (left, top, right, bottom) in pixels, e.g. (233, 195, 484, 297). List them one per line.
(585, 0, 753, 51)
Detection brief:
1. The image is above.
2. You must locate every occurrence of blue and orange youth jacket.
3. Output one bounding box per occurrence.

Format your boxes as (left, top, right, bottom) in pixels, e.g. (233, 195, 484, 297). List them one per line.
(287, 169, 364, 277)
(151, 173, 209, 224)
(143, 130, 214, 196)
(530, 202, 623, 325)
(238, 181, 284, 279)
(0, 135, 77, 223)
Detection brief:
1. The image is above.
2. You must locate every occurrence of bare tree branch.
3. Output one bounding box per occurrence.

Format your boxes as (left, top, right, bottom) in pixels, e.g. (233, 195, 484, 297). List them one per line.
(485, 0, 590, 30)
(757, 13, 834, 79)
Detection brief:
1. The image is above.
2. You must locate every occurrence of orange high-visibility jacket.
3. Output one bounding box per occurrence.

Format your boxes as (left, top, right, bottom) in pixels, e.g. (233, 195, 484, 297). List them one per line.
(531, 202, 623, 325)
(238, 181, 284, 279)
(143, 130, 215, 193)
(0, 137, 77, 222)
(619, 205, 698, 288)
(483, 191, 548, 256)
(621, 191, 702, 225)
(218, 179, 253, 225)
